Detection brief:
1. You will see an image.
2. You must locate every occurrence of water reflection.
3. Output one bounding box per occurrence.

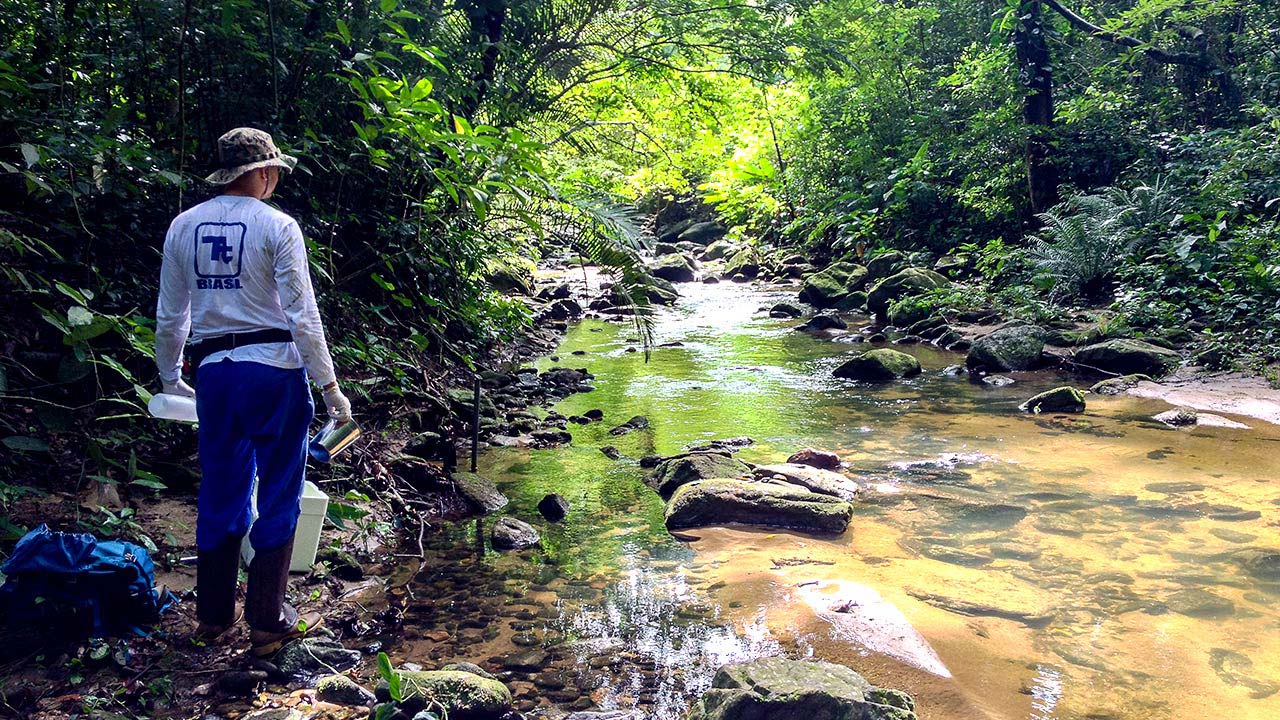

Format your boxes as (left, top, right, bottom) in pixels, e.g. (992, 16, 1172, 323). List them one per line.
(555, 543, 789, 719)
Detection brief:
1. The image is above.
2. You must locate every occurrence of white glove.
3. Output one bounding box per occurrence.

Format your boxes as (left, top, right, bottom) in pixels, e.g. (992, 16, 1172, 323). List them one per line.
(162, 379, 196, 398)
(322, 384, 352, 422)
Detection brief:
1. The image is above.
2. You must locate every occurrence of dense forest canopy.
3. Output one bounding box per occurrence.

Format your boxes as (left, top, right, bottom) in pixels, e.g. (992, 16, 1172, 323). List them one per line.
(2, 0, 1280, 527)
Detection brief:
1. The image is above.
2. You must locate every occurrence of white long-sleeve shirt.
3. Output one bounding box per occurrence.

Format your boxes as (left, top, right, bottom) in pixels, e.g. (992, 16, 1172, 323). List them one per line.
(155, 195, 337, 387)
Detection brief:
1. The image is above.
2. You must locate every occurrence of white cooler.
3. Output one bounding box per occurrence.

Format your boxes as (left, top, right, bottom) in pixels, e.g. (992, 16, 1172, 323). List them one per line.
(240, 480, 329, 573)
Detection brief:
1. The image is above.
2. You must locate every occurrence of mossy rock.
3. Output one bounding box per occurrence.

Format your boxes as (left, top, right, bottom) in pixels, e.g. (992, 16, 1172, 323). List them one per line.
(375, 669, 513, 718)
(665, 479, 853, 534)
(966, 325, 1047, 372)
(887, 297, 935, 327)
(687, 657, 917, 720)
(678, 221, 727, 244)
(647, 452, 752, 498)
(1090, 374, 1151, 396)
(865, 251, 908, 281)
(833, 290, 868, 312)
(1075, 339, 1182, 378)
(833, 349, 922, 383)
(798, 262, 869, 308)
(1019, 386, 1086, 414)
(866, 268, 948, 316)
(724, 248, 763, 279)
(650, 253, 696, 283)
(486, 265, 534, 295)
(702, 239, 739, 261)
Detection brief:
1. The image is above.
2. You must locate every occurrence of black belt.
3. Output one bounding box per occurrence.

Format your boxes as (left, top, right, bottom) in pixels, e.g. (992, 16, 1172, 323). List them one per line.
(188, 329, 294, 370)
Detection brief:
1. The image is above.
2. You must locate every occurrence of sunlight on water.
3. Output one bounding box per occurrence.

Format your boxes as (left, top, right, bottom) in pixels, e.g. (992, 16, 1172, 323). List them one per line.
(422, 279, 1280, 720)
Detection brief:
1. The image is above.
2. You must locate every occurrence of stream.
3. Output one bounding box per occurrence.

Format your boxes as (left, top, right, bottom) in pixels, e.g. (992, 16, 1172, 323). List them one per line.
(401, 280, 1280, 720)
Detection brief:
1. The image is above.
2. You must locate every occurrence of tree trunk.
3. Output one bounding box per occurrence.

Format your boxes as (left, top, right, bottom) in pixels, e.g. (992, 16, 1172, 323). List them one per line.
(459, 0, 508, 122)
(1013, 0, 1058, 214)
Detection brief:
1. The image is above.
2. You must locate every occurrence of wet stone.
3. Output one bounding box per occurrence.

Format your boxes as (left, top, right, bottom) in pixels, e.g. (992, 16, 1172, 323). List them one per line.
(990, 542, 1042, 561)
(511, 632, 542, 647)
(1033, 515, 1087, 536)
(1204, 505, 1261, 522)
(534, 671, 569, 689)
(1209, 649, 1279, 699)
(1210, 528, 1257, 544)
(1164, 588, 1235, 618)
(275, 638, 362, 677)
(501, 649, 549, 671)
(903, 538, 992, 567)
(537, 493, 571, 522)
(1144, 481, 1206, 494)
(314, 674, 377, 706)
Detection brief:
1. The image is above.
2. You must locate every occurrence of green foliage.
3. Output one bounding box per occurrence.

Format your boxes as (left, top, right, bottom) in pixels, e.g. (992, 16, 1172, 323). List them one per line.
(1028, 194, 1138, 300)
(78, 506, 157, 554)
(377, 651, 402, 702)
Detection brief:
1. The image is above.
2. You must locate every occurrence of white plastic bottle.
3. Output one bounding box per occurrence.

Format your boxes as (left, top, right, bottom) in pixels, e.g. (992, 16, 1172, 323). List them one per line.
(148, 393, 198, 423)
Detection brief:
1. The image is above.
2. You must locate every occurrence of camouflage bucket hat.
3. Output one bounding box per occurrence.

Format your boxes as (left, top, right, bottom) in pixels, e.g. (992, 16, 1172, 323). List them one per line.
(204, 127, 298, 184)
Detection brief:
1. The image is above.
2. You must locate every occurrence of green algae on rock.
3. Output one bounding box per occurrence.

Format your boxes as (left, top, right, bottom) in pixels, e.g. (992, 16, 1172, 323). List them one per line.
(1020, 386, 1087, 414)
(375, 669, 514, 717)
(1074, 339, 1182, 378)
(798, 262, 869, 308)
(687, 657, 917, 720)
(665, 478, 853, 534)
(966, 324, 1047, 371)
(833, 348, 923, 383)
(648, 452, 752, 498)
(1090, 373, 1152, 395)
(867, 267, 949, 316)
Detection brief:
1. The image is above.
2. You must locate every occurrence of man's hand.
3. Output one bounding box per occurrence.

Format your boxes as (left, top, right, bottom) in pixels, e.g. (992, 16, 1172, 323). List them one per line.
(163, 379, 196, 398)
(322, 383, 352, 422)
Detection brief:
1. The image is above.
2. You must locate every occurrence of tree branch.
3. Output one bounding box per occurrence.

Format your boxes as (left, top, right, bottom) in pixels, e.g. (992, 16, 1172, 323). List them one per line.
(1041, 0, 1207, 68)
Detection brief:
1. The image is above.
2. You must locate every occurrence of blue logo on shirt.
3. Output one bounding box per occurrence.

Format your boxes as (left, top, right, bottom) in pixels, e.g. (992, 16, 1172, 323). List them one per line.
(194, 222, 246, 281)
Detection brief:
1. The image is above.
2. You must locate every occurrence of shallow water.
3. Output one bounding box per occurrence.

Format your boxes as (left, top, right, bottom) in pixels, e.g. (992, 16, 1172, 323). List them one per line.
(408, 280, 1280, 720)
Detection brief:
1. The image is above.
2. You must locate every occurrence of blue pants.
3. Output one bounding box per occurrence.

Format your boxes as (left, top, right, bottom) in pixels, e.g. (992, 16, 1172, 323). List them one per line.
(195, 361, 313, 553)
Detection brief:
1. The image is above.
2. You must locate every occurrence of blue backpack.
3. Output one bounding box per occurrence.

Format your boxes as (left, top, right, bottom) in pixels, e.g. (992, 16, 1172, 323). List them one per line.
(0, 524, 173, 637)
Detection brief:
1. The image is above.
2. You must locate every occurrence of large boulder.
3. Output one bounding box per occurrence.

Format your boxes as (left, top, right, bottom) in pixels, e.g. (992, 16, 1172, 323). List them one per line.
(1019, 386, 1086, 414)
(1074, 339, 1181, 378)
(798, 263, 869, 308)
(647, 452, 752, 498)
(701, 239, 739, 261)
(966, 325, 1048, 371)
(376, 669, 513, 718)
(865, 251, 909, 281)
(679, 221, 727, 244)
(487, 265, 535, 295)
(665, 479, 853, 534)
(686, 657, 917, 720)
(833, 349, 922, 383)
(650, 253, 697, 283)
(753, 464, 859, 501)
(867, 268, 948, 316)
(724, 248, 763, 279)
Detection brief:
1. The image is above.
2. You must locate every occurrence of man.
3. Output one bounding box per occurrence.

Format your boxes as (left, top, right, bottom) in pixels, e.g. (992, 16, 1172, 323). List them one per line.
(155, 127, 351, 655)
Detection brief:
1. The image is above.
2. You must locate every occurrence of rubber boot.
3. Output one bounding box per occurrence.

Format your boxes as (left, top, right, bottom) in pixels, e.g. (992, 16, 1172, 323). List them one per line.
(245, 537, 322, 656)
(195, 540, 242, 640)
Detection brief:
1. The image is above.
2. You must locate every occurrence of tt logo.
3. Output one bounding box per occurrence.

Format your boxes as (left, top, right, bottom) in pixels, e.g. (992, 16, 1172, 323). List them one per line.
(202, 235, 235, 264)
